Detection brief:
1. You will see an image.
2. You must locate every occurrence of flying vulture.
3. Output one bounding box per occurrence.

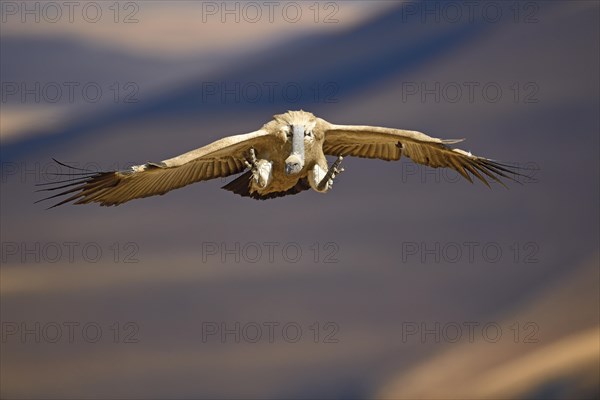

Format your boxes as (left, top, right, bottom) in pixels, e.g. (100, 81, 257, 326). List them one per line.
(36, 110, 524, 207)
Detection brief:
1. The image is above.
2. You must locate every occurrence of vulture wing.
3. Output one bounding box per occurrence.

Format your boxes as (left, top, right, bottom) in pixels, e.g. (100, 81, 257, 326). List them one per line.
(321, 120, 524, 187)
(36, 130, 273, 207)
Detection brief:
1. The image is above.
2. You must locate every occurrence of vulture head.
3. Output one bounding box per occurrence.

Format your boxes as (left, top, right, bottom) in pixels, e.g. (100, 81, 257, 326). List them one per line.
(273, 110, 323, 175)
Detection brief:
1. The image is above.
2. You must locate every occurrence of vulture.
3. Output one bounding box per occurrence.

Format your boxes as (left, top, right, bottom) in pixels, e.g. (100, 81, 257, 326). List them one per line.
(36, 110, 524, 208)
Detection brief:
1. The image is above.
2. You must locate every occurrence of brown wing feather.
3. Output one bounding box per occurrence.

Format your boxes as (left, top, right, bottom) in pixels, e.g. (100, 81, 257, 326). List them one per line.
(36, 130, 272, 207)
(221, 171, 310, 200)
(323, 142, 401, 161)
(321, 121, 524, 187)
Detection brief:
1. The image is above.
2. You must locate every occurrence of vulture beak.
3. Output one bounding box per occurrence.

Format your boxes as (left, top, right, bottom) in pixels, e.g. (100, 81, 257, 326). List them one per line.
(285, 125, 305, 175)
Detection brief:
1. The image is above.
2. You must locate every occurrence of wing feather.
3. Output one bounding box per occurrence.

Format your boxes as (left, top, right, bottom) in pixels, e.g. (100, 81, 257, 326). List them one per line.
(36, 129, 272, 207)
(322, 121, 524, 186)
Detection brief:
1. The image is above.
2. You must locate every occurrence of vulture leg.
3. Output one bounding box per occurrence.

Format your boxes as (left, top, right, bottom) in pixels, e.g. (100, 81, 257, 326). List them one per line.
(244, 147, 273, 189)
(315, 156, 345, 192)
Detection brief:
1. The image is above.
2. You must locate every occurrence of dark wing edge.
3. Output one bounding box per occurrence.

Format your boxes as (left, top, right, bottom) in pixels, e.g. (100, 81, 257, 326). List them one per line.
(35, 130, 271, 208)
(35, 157, 247, 208)
(35, 160, 171, 208)
(221, 171, 310, 200)
(322, 123, 534, 188)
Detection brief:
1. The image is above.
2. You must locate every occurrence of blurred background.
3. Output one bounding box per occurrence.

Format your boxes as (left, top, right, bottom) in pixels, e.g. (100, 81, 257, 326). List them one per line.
(1, 1, 598, 399)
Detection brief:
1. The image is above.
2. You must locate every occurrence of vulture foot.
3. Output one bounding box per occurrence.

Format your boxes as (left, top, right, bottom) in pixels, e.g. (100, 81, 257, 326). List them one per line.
(317, 156, 344, 191)
(244, 148, 272, 189)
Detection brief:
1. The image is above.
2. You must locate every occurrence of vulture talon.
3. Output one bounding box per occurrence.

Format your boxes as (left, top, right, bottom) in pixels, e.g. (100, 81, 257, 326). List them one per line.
(317, 155, 345, 191)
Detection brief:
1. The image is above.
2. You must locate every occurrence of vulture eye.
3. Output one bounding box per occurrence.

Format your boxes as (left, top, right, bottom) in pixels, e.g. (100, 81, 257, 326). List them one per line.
(305, 131, 312, 137)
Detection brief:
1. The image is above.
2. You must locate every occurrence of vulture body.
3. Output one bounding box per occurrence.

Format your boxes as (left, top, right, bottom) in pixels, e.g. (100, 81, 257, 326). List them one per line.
(37, 110, 522, 207)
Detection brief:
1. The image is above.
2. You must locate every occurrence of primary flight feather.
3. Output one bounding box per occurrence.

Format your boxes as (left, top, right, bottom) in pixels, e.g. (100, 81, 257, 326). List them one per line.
(37, 110, 523, 208)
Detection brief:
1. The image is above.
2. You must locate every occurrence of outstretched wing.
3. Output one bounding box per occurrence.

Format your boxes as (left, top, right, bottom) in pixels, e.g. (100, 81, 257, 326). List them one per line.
(36, 130, 272, 207)
(321, 121, 523, 187)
